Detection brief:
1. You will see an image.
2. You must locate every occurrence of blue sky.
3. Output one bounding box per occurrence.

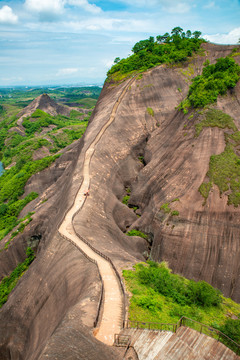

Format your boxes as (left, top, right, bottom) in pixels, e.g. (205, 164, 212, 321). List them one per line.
(0, 0, 240, 86)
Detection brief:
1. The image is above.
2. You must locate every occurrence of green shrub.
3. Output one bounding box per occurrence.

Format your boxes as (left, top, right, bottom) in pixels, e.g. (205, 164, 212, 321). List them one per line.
(180, 57, 240, 109)
(187, 280, 222, 307)
(147, 107, 154, 117)
(171, 210, 179, 216)
(135, 295, 162, 311)
(122, 195, 130, 205)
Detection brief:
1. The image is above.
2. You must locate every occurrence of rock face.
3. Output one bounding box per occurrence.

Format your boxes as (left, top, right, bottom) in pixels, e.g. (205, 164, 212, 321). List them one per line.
(0, 43, 240, 358)
(11, 94, 72, 135)
(17, 93, 71, 118)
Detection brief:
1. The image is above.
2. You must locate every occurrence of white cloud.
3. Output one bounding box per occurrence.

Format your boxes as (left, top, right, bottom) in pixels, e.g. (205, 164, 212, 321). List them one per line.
(0, 5, 18, 24)
(117, 0, 192, 12)
(56, 68, 79, 76)
(164, 2, 191, 13)
(66, 17, 152, 32)
(203, 1, 215, 9)
(68, 0, 101, 14)
(204, 27, 240, 45)
(102, 59, 114, 68)
(25, 0, 101, 19)
(25, 0, 65, 14)
(1, 76, 23, 83)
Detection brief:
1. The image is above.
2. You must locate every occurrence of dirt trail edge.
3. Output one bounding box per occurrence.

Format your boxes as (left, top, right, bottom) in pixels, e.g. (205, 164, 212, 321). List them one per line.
(59, 76, 135, 346)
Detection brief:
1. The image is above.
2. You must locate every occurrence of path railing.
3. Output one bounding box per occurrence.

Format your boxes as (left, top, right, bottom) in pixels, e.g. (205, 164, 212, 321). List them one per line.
(176, 317, 240, 356)
(57, 76, 136, 331)
(114, 334, 131, 347)
(123, 317, 240, 355)
(123, 320, 177, 332)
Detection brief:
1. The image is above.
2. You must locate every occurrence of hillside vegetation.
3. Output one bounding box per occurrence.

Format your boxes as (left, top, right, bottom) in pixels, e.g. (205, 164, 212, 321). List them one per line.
(180, 56, 240, 112)
(0, 86, 101, 108)
(0, 91, 94, 243)
(107, 27, 204, 82)
(123, 262, 240, 347)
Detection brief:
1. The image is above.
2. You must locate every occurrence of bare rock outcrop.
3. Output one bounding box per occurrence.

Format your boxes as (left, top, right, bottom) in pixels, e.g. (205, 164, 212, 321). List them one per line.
(0, 43, 240, 359)
(17, 93, 71, 118)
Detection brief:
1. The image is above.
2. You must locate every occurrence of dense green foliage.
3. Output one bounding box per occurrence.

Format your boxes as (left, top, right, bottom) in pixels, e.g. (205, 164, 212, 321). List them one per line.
(123, 261, 240, 349)
(107, 28, 204, 81)
(0, 247, 35, 307)
(180, 57, 240, 111)
(136, 261, 222, 307)
(0, 86, 101, 107)
(0, 155, 58, 240)
(1, 110, 88, 166)
(219, 319, 240, 344)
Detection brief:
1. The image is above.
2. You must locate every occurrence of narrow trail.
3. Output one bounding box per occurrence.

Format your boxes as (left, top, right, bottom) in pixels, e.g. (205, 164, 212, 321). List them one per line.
(59, 76, 135, 346)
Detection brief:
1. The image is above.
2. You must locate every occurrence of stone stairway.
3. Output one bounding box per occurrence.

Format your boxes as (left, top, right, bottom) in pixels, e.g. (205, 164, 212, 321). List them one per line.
(120, 327, 239, 360)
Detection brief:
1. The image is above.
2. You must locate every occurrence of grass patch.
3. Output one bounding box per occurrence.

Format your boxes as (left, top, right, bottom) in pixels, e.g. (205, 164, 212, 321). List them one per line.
(197, 109, 240, 206)
(160, 199, 180, 216)
(127, 229, 148, 239)
(195, 109, 237, 136)
(123, 261, 240, 344)
(199, 141, 240, 206)
(0, 247, 35, 307)
(160, 202, 171, 214)
(207, 144, 240, 206)
(147, 107, 154, 117)
(199, 182, 212, 202)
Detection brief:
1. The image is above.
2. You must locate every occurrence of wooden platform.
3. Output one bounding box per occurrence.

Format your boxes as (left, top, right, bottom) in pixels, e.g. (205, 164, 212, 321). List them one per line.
(120, 327, 239, 360)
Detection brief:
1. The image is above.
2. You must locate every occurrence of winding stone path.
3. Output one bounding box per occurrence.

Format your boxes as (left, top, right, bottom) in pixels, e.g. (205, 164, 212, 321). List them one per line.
(58, 76, 135, 346)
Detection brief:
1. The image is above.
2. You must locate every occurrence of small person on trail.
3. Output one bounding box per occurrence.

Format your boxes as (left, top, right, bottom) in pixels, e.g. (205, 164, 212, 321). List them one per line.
(84, 189, 90, 197)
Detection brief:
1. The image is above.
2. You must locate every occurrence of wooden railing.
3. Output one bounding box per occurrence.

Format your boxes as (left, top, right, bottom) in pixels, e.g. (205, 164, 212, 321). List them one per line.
(57, 76, 136, 330)
(176, 317, 240, 356)
(114, 334, 131, 347)
(123, 317, 240, 355)
(123, 320, 177, 332)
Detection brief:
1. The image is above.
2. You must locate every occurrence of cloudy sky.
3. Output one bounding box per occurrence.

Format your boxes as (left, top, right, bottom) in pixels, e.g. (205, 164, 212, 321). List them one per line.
(0, 0, 240, 86)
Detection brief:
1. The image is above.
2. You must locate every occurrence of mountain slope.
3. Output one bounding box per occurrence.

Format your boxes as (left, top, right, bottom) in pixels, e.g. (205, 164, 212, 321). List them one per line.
(0, 42, 240, 359)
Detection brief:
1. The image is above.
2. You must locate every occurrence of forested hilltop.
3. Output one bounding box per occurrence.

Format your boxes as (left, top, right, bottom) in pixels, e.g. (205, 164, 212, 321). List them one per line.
(107, 27, 205, 81)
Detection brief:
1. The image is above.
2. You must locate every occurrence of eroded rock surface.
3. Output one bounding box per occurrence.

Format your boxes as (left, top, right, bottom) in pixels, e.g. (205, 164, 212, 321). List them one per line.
(0, 43, 240, 359)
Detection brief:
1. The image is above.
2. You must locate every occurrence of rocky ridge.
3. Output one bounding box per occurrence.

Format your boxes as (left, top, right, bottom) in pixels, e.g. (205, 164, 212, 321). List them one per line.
(0, 42, 240, 358)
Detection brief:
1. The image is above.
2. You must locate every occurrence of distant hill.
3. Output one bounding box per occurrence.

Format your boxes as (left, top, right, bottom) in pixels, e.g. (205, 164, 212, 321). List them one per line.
(17, 94, 71, 119)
